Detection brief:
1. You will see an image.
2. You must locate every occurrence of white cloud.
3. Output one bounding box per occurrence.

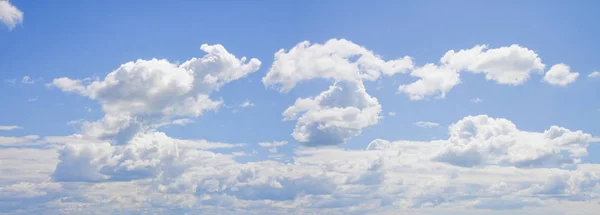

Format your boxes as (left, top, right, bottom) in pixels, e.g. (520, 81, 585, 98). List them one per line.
(398, 64, 460, 100)
(0, 125, 21, 131)
(264, 39, 410, 146)
(258, 141, 288, 148)
(239, 100, 255, 108)
(588, 71, 600, 78)
(21, 76, 34, 84)
(434, 115, 592, 167)
(470, 97, 483, 103)
(543, 63, 579, 86)
(5, 40, 598, 214)
(50, 44, 260, 144)
(441, 44, 545, 85)
(388, 112, 396, 116)
(414, 121, 440, 128)
(27, 98, 37, 102)
(263, 39, 413, 92)
(0, 0, 23, 30)
(399, 44, 545, 100)
(0, 114, 598, 214)
(172, 118, 195, 126)
(283, 80, 381, 146)
(0, 135, 41, 147)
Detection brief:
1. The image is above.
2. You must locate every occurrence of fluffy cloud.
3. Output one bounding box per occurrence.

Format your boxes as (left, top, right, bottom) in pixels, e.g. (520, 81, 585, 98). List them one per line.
(283, 80, 381, 146)
(0, 114, 598, 214)
(399, 64, 460, 100)
(441, 45, 545, 84)
(264, 39, 411, 146)
(399, 44, 545, 100)
(51, 44, 260, 143)
(263, 39, 413, 92)
(0, 0, 22, 30)
(434, 115, 592, 167)
(588, 71, 600, 78)
(543, 64, 579, 86)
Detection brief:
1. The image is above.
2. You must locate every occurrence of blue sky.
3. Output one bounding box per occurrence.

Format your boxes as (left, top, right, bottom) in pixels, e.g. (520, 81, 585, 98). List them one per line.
(1, 0, 600, 214)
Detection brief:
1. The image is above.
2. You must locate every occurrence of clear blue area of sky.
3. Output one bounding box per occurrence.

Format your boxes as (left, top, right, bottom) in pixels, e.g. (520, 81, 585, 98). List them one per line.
(1, 0, 599, 161)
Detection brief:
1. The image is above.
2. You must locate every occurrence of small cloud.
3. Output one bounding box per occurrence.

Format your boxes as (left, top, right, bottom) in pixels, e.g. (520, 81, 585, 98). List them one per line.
(21, 76, 34, 84)
(471, 97, 483, 103)
(588, 71, 600, 78)
(259, 141, 288, 153)
(414, 121, 440, 128)
(172, 118, 195, 126)
(592, 137, 600, 143)
(258, 141, 288, 148)
(0, 0, 24, 30)
(0, 125, 22, 131)
(239, 99, 255, 108)
(27, 98, 37, 102)
(543, 63, 579, 86)
(388, 112, 396, 116)
(85, 106, 92, 112)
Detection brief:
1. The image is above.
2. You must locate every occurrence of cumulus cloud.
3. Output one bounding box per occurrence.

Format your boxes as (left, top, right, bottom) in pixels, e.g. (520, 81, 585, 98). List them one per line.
(543, 63, 579, 86)
(399, 64, 460, 100)
(283, 80, 381, 146)
(263, 39, 413, 92)
(441, 44, 545, 84)
(264, 39, 410, 146)
(0, 114, 598, 214)
(50, 44, 260, 144)
(434, 115, 592, 168)
(0, 0, 23, 30)
(0, 125, 21, 131)
(399, 44, 545, 100)
(415, 121, 440, 128)
(588, 71, 600, 78)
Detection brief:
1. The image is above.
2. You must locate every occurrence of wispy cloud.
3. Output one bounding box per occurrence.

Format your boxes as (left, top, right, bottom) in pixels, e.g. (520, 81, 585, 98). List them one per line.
(414, 121, 440, 128)
(21, 76, 34, 84)
(471, 97, 483, 103)
(239, 99, 255, 108)
(0, 125, 22, 131)
(172, 118, 195, 126)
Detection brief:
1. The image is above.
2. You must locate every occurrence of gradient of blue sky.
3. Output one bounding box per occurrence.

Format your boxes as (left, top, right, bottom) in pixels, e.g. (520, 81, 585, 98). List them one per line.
(1, 0, 600, 214)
